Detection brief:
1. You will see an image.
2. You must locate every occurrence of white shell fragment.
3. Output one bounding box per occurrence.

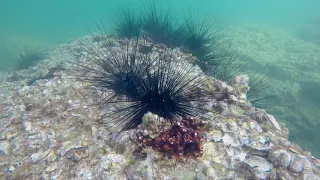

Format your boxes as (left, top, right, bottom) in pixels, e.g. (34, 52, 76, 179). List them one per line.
(266, 114, 281, 131)
(222, 133, 240, 146)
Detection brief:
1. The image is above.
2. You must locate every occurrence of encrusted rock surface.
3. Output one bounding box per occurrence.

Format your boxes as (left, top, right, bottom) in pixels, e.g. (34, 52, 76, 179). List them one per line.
(225, 24, 320, 158)
(0, 35, 320, 180)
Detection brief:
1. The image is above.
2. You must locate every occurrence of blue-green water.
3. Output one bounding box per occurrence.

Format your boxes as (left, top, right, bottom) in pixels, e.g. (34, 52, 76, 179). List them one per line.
(1, 0, 319, 44)
(0, 0, 318, 46)
(1, 0, 320, 158)
(0, 0, 319, 70)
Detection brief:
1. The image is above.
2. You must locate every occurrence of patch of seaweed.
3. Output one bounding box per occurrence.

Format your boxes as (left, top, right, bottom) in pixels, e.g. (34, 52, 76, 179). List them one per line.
(136, 118, 205, 159)
(15, 47, 47, 70)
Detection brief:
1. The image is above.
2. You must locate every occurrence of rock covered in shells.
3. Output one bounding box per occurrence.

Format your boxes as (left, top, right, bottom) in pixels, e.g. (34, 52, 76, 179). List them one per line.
(222, 133, 240, 146)
(268, 150, 292, 168)
(244, 155, 273, 179)
(289, 154, 312, 173)
(0, 36, 319, 180)
(233, 75, 250, 104)
(206, 129, 223, 142)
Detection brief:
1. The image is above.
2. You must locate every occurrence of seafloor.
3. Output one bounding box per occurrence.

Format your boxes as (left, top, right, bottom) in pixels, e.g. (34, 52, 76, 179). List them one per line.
(0, 24, 320, 179)
(224, 24, 320, 157)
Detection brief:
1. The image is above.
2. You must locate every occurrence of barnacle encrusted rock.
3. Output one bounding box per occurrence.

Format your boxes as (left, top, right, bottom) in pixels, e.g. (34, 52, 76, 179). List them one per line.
(0, 36, 319, 179)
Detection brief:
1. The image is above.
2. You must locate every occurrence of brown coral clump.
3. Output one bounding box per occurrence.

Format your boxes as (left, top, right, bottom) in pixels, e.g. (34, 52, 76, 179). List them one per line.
(139, 118, 205, 159)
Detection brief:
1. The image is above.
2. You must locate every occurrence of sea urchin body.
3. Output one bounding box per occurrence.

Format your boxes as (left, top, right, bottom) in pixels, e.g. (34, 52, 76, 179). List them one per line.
(76, 37, 213, 134)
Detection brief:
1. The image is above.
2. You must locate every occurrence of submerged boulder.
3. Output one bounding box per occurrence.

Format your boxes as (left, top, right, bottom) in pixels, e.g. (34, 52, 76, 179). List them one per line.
(0, 36, 320, 180)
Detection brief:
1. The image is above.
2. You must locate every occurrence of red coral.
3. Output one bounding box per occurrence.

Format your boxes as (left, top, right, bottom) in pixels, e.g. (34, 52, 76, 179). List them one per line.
(138, 118, 205, 159)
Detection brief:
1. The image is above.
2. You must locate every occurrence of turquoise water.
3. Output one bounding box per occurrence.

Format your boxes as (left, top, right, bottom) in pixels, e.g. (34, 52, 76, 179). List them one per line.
(1, 0, 320, 157)
(1, 0, 319, 70)
(0, 0, 315, 69)
(1, 0, 319, 44)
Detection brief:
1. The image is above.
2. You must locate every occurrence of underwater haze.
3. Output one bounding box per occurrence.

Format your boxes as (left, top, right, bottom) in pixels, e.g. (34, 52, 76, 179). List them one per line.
(1, 0, 319, 44)
(1, 0, 320, 159)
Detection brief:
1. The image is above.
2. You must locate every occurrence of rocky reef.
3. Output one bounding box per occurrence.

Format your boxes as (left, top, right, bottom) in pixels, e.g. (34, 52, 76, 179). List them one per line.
(0, 34, 320, 180)
(297, 17, 320, 45)
(225, 24, 320, 158)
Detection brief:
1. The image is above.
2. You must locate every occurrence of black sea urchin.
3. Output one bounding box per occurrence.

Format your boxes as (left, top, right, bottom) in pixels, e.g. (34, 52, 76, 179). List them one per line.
(111, 4, 238, 83)
(103, 47, 212, 134)
(112, 6, 141, 39)
(247, 68, 278, 108)
(140, 1, 184, 48)
(181, 11, 216, 62)
(76, 38, 153, 100)
(76, 36, 213, 134)
(178, 11, 245, 84)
